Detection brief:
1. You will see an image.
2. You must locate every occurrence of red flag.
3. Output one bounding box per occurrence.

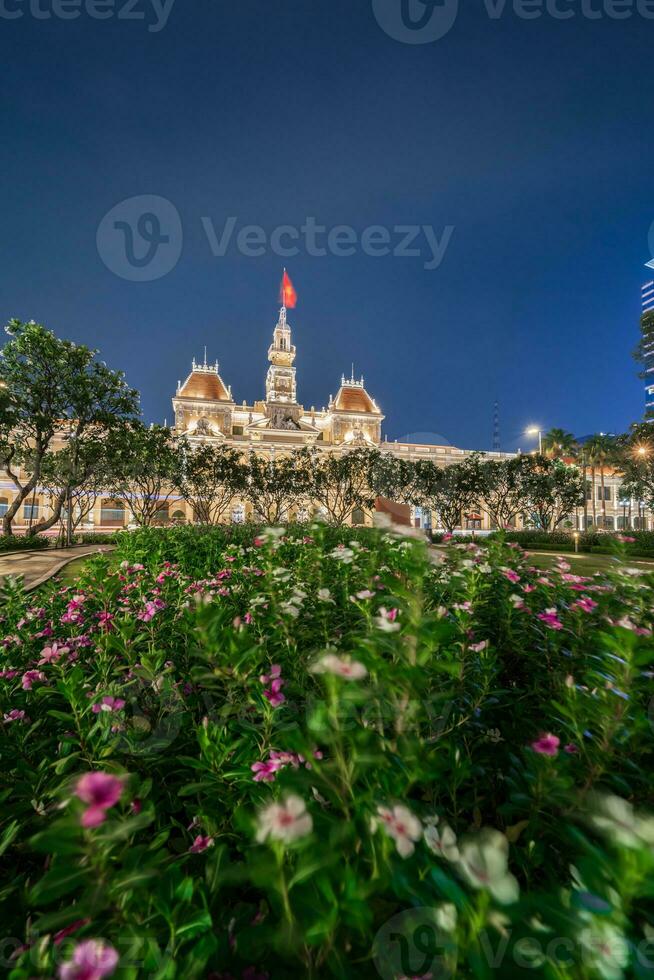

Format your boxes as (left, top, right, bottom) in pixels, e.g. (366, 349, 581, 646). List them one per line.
(280, 270, 297, 309)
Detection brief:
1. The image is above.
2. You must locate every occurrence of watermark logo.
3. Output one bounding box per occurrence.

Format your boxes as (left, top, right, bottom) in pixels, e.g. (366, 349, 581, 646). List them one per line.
(373, 0, 654, 44)
(372, 0, 460, 43)
(96, 202, 454, 280)
(0, 0, 176, 31)
(96, 195, 183, 282)
(372, 907, 457, 979)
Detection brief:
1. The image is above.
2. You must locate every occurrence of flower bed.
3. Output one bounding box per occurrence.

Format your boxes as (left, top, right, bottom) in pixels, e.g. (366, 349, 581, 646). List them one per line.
(1, 525, 653, 978)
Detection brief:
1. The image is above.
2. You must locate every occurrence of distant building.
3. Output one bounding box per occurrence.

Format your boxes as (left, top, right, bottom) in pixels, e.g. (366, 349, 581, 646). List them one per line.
(641, 279, 654, 417)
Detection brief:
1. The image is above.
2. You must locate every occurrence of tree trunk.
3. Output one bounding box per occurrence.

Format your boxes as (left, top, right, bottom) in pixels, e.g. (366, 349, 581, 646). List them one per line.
(28, 489, 66, 536)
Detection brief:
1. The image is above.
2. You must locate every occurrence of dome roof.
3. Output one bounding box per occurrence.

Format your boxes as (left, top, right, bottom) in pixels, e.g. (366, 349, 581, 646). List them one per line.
(176, 361, 232, 402)
(332, 376, 380, 415)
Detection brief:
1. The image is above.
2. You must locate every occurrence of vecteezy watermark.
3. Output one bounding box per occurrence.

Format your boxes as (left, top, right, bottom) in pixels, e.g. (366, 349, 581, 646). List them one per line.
(372, 0, 654, 44)
(373, 907, 457, 979)
(97, 195, 455, 280)
(0, 0, 176, 31)
(96, 195, 183, 282)
(201, 216, 454, 271)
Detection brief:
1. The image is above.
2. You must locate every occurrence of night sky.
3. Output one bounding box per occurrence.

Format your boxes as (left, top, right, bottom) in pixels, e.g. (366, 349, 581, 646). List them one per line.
(1, 0, 652, 452)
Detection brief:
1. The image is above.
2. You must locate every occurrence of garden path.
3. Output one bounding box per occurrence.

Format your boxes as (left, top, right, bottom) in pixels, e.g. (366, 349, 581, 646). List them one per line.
(0, 544, 115, 592)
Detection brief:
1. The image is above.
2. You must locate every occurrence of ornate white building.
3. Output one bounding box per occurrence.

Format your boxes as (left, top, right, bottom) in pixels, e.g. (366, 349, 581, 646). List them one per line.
(0, 302, 650, 532)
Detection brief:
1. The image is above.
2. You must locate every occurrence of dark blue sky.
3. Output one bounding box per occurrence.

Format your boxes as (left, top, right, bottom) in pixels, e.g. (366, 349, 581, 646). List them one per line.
(1, 0, 652, 451)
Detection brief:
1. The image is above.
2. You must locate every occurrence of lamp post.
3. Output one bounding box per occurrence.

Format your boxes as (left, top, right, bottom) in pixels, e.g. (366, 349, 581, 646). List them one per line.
(526, 427, 543, 454)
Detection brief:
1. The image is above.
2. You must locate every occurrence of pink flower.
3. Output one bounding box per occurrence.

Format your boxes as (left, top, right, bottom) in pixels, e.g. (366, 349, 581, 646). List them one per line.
(256, 794, 313, 844)
(3, 708, 26, 723)
(263, 677, 286, 707)
(189, 834, 214, 853)
(38, 641, 69, 665)
(75, 772, 124, 828)
(502, 569, 521, 584)
(251, 759, 281, 783)
(243, 611, 253, 624)
(523, 584, 536, 593)
(442, 533, 454, 542)
(531, 733, 560, 756)
(469, 640, 489, 652)
(21, 669, 46, 690)
(91, 696, 126, 715)
(573, 597, 598, 614)
(58, 940, 118, 980)
(137, 601, 159, 622)
(537, 608, 563, 630)
(564, 743, 579, 754)
(617, 535, 636, 543)
(310, 653, 368, 680)
(97, 612, 114, 630)
(376, 804, 422, 858)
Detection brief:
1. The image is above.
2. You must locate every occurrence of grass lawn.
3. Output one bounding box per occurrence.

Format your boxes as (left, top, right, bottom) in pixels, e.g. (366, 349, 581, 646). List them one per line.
(57, 556, 93, 584)
(526, 549, 654, 576)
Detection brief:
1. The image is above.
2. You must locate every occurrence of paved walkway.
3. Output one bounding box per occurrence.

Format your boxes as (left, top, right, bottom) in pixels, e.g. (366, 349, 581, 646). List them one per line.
(0, 544, 115, 592)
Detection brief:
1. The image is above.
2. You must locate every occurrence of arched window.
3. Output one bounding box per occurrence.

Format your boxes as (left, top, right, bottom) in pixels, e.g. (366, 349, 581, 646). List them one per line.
(231, 504, 245, 524)
(100, 499, 125, 527)
(152, 502, 170, 526)
(171, 509, 186, 524)
(351, 507, 365, 526)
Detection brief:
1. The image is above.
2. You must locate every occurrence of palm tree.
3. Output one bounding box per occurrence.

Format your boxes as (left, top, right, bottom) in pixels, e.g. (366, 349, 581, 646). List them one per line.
(585, 434, 617, 529)
(541, 428, 578, 460)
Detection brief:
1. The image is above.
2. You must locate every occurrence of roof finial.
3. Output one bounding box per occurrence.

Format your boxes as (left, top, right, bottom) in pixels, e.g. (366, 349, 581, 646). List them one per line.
(203, 345, 208, 368)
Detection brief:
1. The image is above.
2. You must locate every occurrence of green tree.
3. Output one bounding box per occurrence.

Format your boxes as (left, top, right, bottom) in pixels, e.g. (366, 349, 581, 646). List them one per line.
(242, 451, 314, 524)
(584, 434, 617, 529)
(521, 455, 583, 531)
(615, 425, 654, 518)
(415, 454, 484, 532)
(107, 423, 180, 527)
(175, 442, 244, 525)
(478, 456, 532, 529)
(38, 433, 114, 541)
(0, 319, 139, 536)
(541, 428, 578, 459)
(312, 448, 382, 526)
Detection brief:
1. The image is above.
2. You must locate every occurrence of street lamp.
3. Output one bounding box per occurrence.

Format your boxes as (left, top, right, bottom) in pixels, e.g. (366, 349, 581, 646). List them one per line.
(526, 427, 543, 454)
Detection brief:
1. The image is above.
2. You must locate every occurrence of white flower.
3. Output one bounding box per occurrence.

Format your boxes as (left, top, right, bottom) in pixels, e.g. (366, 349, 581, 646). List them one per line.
(587, 793, 654, 850)
(457, 829, 520, 904)
(330, 547, 354, 563)
(376, 804, 422, 858)
(374, 607, 400, 632)
(310, 654, 368, 680)
(434, 902, 458, 933)
(578, 923, 629, 980)
(255, 794, 313, 845)
(424, 821, 460, 861)
(317, 588, 334, 603)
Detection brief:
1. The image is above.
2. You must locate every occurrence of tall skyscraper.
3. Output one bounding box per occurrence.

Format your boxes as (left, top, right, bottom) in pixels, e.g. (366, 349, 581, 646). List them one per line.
(641, 277, 654, 417)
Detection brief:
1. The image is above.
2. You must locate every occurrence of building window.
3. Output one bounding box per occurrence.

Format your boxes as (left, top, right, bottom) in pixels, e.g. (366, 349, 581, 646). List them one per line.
(100, 500, 125, 527)
(171, 509, 186, 523)
(152, 502, 169, 525)
(0, 497, 8, 517)
(233, 425, 244, 436)
(352, 508, 365, 526)
(231, 505, 245, 524)
(597, 486, 611, 501)
(23, 502, 39, 521)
